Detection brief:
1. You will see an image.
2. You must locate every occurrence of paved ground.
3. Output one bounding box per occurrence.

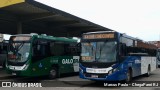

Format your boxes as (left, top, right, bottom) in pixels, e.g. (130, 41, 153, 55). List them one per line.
(0, 68, 160, 90)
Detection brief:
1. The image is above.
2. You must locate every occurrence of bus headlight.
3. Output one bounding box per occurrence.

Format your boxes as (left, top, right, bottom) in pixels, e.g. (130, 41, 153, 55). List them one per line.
(108, 68, 119, 75)
(113, 68, 118, 72)
(22, 64, 29, 70)
(79, 67, 83, 73)
(108, 70, 112, 75)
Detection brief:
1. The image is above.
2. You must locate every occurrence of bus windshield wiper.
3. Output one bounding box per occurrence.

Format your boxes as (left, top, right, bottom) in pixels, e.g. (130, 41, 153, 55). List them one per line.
(11, 42, 24, 56)
(17, 42, 24, 51)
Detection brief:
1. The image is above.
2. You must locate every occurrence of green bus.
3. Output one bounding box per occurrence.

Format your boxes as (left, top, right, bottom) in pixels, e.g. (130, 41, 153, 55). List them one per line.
(6, 34, 80, 78)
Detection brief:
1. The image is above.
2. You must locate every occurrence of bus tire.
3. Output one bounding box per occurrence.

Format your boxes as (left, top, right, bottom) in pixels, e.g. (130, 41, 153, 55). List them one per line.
(49, 67, 58, 79)
(145, 65, 151, 77)
(125, 69, 132, 82)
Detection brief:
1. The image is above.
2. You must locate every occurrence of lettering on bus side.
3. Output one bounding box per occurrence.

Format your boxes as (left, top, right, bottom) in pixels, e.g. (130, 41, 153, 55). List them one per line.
(62, 59, 73, 64)
(62, 57, 79, 64)
(50, 59, 58, 64)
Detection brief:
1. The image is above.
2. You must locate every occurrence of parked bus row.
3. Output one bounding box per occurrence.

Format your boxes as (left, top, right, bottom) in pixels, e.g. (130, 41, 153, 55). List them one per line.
(0, 32, 160, 82)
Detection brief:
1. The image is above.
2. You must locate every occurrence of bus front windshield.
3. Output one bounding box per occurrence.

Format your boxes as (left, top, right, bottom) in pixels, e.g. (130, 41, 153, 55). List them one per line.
(81, 41, 117, 63)
(7, 36, 31, 63)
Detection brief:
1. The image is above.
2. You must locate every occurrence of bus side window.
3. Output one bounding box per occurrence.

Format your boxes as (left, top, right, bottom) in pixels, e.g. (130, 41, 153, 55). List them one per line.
(32, 44, 40, 57)
(32, 41, 50, 58)
(50, 42, 65, 56)
(64, 43, 80, 56)
(120, 43, 127, 56)
(37, 45, 40, 51)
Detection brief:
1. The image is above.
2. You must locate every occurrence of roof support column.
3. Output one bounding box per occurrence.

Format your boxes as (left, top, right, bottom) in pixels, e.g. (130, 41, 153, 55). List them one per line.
(17, 21, 22, 34)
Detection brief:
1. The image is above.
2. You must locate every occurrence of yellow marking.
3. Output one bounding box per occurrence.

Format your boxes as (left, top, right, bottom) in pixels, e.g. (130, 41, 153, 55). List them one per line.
(82, 56, 92, 60)
(83, 33, 115, 39)
(0, 0, 25, 8)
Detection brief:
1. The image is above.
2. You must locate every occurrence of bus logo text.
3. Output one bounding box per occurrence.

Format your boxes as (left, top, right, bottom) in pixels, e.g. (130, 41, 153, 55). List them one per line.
(62, 59, 73, 64)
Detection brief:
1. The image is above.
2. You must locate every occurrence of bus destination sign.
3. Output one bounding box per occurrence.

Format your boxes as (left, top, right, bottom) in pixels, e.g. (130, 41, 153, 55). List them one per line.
(83, 33, 114, 39)
(11, 36, 31, 41)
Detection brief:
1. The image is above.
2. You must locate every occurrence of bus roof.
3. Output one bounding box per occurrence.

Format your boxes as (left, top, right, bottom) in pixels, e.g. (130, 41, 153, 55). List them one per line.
(11, 34, 78, 43)
(83, 31, 116, 34)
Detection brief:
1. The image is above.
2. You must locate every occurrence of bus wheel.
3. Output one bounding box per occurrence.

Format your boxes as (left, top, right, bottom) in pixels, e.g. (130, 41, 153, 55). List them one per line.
(49, 67, 58, 79)
(125, 69, 132, 82)
(145, 65, 151, 77)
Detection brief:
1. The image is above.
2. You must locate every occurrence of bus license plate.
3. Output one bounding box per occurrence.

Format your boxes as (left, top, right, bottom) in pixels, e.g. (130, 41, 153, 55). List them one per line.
(91, 75, 98, 78)
(12, 73, 16, 75)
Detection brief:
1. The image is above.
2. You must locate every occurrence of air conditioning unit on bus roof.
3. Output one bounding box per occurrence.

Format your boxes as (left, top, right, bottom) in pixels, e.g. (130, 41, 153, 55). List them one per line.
(48, 36, 53, 37)
(41, 34, 47, 36)
(30, 33, 38, 36)
(85, 31, 115, 34)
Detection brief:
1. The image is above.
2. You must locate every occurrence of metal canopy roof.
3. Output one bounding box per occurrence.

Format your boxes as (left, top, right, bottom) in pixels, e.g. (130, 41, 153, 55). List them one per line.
(0, 0, 113, 37)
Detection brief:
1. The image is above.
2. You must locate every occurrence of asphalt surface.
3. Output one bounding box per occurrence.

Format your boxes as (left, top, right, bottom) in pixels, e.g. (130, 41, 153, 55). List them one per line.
(0, 68, 160, 90)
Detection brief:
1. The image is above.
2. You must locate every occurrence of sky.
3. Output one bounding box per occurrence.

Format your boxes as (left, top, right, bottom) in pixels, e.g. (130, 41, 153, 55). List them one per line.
(34, 0, 160, 41)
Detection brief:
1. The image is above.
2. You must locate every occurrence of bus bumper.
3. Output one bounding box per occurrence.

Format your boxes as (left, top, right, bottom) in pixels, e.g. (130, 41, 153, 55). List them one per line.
(79, 65, 127, 81)
(6, 68, 32, 77)
(80, 71, 126, 81)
